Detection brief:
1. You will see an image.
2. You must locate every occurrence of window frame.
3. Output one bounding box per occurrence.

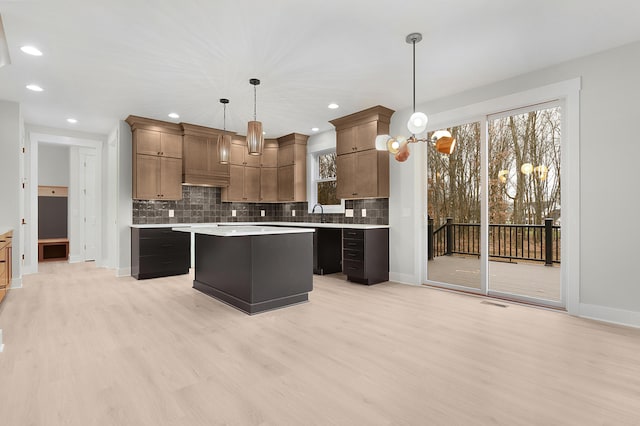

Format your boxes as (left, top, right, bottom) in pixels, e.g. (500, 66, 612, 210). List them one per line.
(307, 148, 345, 214)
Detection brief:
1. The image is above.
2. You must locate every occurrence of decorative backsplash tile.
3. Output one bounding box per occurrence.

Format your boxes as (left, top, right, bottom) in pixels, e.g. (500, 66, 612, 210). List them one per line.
(132, 186, 388, 225)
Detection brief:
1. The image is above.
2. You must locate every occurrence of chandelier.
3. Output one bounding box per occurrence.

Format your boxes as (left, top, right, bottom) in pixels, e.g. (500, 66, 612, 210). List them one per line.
(375, 33, 456, 162)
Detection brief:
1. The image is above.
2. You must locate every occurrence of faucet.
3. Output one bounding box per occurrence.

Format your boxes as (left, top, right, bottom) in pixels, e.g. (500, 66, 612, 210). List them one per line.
(312, 203, 325, 223)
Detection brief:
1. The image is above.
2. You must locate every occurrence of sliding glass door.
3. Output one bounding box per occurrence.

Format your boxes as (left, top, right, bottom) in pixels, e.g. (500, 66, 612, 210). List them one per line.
(427, 122, 481, 291)
(426, 102, 563, 308)
(487, 103, 562, 304)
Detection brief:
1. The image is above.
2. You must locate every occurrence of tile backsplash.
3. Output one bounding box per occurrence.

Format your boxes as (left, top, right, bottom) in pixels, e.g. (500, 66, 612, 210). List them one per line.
(132, 186, 388, 225)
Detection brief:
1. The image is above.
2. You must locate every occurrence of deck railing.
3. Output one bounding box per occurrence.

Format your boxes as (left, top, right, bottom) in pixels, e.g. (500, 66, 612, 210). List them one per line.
(428, 218, 560, 265)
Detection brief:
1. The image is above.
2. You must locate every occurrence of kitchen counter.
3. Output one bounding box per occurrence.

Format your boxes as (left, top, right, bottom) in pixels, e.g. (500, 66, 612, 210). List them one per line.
(132, 222, 389, 230)
(172, 225, 314, 237)
(187, 225, 313, 315)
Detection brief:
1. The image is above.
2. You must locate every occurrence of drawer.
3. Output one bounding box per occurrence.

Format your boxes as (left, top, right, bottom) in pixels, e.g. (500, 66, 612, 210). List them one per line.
(343, 229, 364, 240)
(343, 238, 363, 250)
(343, 259, 364, 277)
(139, 238, 189, 256)
(139, 228, 188, 241)
(139, 254, 189, 273)
(343, 248, 364, 262)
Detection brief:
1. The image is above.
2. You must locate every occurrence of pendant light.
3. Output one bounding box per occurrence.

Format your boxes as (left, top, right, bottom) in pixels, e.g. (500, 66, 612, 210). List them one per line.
(218, 98, 231, 164)
(246, 78, 264, 155)
(375, 33, 456, 161)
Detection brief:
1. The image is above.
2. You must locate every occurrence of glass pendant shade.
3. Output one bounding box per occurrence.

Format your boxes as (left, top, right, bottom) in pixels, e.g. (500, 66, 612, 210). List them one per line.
(375, 134, 391, 151)
(435, 137, 456, 155)
(407, 111, 428, 134)
(218, 134, 231, 164)
(247, 120, 264, 155)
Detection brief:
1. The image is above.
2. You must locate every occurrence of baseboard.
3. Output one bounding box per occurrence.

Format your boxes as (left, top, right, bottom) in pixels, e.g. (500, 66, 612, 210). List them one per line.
(389, 272, 419, 285)
(0, 329, 4, 352)
(116, 267, 131, 277)
(9, 277, 23, 289)
(68, 255, 83, 263)
(578, 303, 640, 329)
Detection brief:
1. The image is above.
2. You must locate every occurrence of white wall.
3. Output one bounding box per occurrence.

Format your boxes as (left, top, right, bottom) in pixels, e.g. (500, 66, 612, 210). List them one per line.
(116, 121, 132, 276)
(38, 144, 69, 186)
(389, 41, 640, 326)
(0, 100, 22, 286)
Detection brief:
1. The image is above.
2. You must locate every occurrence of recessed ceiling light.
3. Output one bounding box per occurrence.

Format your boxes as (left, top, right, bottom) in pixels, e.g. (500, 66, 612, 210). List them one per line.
(20, 45, 43, 56)
(26, 84, 43, 92)
(262, 131, 266, 135)
(328, 103, 339, 109)
(168, 112, 179, 119)
(67, 118, 77, 124)
(311, 127, 319, 132)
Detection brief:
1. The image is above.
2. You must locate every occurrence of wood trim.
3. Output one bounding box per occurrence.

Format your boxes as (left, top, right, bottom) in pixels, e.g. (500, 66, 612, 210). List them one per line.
(277, 133, 309, 147)
(38, 185, 68, 197)
(181, 123, 235, 138)
(329, 105, 395, 131)
(125, 115, 183, 135)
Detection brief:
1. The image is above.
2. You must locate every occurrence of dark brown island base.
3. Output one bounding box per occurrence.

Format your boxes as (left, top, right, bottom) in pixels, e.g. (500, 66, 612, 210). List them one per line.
(174, 226, 314, 315)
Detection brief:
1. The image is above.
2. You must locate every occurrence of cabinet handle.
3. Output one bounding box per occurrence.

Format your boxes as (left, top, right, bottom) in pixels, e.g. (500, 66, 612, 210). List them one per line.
(0, 260, 5, 263)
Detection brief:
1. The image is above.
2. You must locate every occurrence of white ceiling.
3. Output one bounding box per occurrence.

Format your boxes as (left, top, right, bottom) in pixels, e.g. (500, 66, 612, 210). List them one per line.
(1, 0, 640, 138)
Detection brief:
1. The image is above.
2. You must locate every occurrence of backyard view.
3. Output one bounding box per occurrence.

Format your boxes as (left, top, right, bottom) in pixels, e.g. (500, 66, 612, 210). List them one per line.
(427, 104, 562, 304)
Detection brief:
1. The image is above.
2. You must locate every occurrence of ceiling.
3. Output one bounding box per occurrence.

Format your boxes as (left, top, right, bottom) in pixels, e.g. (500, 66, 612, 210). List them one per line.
(1, 0, 640, 138)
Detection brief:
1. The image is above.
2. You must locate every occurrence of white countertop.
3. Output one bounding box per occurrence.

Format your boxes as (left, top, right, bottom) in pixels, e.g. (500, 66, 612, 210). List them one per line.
(172, 225, 315, 237)
(132, 222, 388, 229)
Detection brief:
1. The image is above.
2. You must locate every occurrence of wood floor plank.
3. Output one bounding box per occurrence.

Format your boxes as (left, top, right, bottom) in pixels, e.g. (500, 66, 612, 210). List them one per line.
(1, 262, 639, 425)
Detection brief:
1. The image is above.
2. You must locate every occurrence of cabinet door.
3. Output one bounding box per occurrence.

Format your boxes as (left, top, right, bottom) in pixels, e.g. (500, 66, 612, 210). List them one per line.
(244, 151, 262, 168)
(225, 165, 245, 201)
(278, 144, 294, 167)
(135, 154, 160, 199)
(336, 154, 355, 199)
(355, 121, 377, 152)
(135, 129, 161, 156)
(278, 165, 295, 201)
(260, 167, 278, 202)
(243, 166, 261, 201)
(336, 127, 355, 155)
(160, 157, 183, 200)
(230, 140, 247, 166)
(160, 132, 183, 158)
(183, 135, 209, 176)
(261, 145, 278, 168)
(355, 150, 379, 198)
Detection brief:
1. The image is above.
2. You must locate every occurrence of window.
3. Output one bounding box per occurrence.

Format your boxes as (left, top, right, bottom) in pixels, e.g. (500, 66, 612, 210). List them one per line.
(308, 149, 344, 213)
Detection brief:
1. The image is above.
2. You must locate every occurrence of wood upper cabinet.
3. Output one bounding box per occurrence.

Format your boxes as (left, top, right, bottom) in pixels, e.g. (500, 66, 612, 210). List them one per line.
(330, 105, 394, 200)
(181, 123, 231, 187)
(126, 115, 184, 200)
(277, 133, 307, 202)
(261, 139, 278, 167)
(260, 167, 278, 202)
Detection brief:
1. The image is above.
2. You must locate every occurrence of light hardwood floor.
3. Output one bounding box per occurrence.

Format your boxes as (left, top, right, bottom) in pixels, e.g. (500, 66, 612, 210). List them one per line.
(1, 262, 639, 425)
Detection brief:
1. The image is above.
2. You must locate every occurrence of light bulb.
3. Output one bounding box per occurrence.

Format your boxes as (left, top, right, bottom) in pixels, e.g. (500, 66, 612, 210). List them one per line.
(407, 112, 428, 134)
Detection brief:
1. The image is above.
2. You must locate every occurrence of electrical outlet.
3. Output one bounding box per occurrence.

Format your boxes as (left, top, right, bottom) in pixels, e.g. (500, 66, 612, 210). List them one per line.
(232, 209, 237, 217)
(168, 209, 174, 218)
(292, 210, 296, 216)
(261, 210, 265, 217)
(345, 209, 354, 218)
(361, 209, 367, 217)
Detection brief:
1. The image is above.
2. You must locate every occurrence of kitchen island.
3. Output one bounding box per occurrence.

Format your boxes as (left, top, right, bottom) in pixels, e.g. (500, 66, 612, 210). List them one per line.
(174, 226, 314, 315)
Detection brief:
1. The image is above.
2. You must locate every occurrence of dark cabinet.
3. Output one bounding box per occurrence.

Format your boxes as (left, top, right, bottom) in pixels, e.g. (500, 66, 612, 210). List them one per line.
(313, 228, 343, 275)
(342, 228, 389, 284)
(131, 227, 190, 279)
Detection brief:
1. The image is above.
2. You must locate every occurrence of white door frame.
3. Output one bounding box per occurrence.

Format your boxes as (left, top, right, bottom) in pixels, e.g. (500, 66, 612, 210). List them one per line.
(25, 130, 104, 274)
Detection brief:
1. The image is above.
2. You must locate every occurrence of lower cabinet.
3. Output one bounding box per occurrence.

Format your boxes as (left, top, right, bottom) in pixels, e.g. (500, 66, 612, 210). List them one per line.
(131, 228, 190, 279)
(342, 228, 389, 285)
(0, 231, 12, 304)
